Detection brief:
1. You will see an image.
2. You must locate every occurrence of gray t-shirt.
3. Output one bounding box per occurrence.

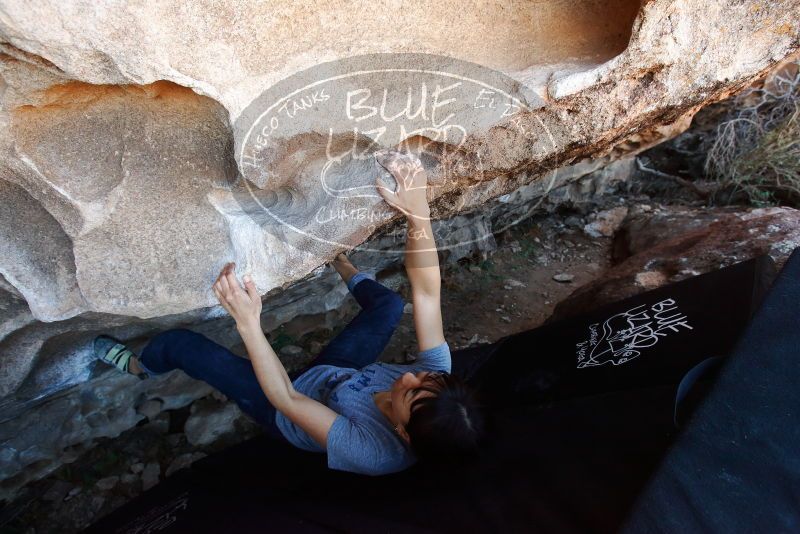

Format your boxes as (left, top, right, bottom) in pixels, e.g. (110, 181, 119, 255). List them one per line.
(275, 341, 452, 476)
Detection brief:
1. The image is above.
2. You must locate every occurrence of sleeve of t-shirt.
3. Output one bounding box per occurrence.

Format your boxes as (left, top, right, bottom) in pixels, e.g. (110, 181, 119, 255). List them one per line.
(326, 415, 411, 476)
(414, 341, 452, 373)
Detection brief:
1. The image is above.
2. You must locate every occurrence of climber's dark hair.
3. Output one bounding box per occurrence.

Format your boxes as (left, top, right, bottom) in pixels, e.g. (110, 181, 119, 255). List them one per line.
(405, 372, 486, 464)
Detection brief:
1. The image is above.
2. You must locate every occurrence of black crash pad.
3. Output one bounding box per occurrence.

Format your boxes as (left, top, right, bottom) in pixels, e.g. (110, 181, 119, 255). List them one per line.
(622, 248, 800, 533)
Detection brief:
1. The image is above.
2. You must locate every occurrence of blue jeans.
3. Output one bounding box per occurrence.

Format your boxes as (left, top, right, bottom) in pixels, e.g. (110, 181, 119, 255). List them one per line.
(138, 272, 404, 440)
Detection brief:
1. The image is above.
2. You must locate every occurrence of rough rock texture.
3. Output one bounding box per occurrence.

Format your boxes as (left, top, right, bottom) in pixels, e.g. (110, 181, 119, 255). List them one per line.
(0, 0, 798, 503)
(0, 0, 797, 321)
(1, 70, 235, 319)
(0, 0, 644, 120)
(184, 400, 244, 446)
(552, 205, 800, 320)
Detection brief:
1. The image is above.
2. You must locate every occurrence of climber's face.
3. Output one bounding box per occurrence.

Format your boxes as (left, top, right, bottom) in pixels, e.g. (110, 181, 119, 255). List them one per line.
(390, 370, 444, 442)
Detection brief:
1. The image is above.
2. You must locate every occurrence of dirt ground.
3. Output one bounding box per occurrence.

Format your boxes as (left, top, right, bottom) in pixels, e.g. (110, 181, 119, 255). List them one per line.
(382, 215, 612, 359)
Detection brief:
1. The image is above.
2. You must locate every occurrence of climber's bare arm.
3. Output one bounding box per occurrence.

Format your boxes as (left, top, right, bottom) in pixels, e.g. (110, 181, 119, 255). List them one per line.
(404, 216, 446, 351)
(212, 263, 337, 449)
(375, 150, 446, 352)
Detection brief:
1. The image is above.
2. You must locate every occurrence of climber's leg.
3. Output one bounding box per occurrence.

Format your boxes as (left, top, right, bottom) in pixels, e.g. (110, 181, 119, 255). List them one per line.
(300, 271, 405, 372)
(139, 328, 285, 439)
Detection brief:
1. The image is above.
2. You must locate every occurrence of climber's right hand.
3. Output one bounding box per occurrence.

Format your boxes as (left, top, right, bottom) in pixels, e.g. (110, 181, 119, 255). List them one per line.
(212, 262, 262, 329)
(374, 149, 431, 221)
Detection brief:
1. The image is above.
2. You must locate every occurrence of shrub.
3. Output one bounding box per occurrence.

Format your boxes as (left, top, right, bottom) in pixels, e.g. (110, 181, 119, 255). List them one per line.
(705, 62, 800, 207)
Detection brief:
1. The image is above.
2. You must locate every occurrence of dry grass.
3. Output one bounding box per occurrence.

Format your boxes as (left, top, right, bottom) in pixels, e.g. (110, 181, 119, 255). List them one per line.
(705, 63, 800, 207)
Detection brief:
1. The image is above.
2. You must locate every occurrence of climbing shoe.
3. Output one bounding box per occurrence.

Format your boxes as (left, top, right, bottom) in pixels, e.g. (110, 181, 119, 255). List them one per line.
(94, 335, 149, 380)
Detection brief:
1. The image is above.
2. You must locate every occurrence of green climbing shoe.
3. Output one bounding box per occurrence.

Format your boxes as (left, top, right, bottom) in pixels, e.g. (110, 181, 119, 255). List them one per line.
(94, 335, 148, 380)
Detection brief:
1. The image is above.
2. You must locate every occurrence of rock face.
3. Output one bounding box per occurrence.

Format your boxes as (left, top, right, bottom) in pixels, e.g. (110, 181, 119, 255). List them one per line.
(5, 79, 235, 319)
(0, 0, 798, 503)
(0, 0, 645, 120)
(0, 0, 797, 321)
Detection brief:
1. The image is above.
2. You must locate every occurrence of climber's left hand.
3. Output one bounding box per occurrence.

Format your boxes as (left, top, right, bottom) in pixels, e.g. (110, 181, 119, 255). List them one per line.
(212, 262, 262, 328)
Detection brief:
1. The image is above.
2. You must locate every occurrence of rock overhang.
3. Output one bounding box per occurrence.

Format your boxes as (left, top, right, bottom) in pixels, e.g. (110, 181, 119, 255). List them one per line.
(0, 0, 796, 318)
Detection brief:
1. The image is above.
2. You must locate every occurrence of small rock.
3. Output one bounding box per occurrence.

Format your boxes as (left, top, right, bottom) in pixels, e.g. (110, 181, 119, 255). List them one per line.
(121, 473, 139, 485)
(110, 495, 128, 511)
(553, 273, 575, 283)
(564, 215, 584, 229)
(61, 448, 82, 464)
(503, 279, 526, 290)
(141, 462, 161, 491)
(500, 316, 511, 323)
(130, 462, 144, 474)
(166, 452, 208, 477)
(210, 389, 228, 402)
(166, 434, 183, 447)
(635, 270, 669, 289)
(466, 334, 491, 346)
(95, 475, 119, 491)
(142, 412, 170, 434)
(403, 302, 413, 314)
(90, 495, 106, 514)
(468, 265, 482, 274)
(65, 486, 82, 501)
(184, 401, 242, 446)
(279, 345, 304, 357)
(43, 480, 73, 503)
(507, 240, 522, 253)
(583, 207, 629, 238)
(309, 340, 324, 355)
(136, 399, 163, 420)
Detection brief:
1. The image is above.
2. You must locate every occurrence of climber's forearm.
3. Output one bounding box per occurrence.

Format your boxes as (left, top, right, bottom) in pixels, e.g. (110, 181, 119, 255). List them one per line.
(405, 213, 445, 351)
(236, 320, 339, 449)
(404, 214, 440, 298)
(236, 320, 297, 410)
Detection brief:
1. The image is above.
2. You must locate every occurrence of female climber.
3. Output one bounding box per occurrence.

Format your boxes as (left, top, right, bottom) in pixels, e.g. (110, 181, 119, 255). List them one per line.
(95, 149, 484, 475)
